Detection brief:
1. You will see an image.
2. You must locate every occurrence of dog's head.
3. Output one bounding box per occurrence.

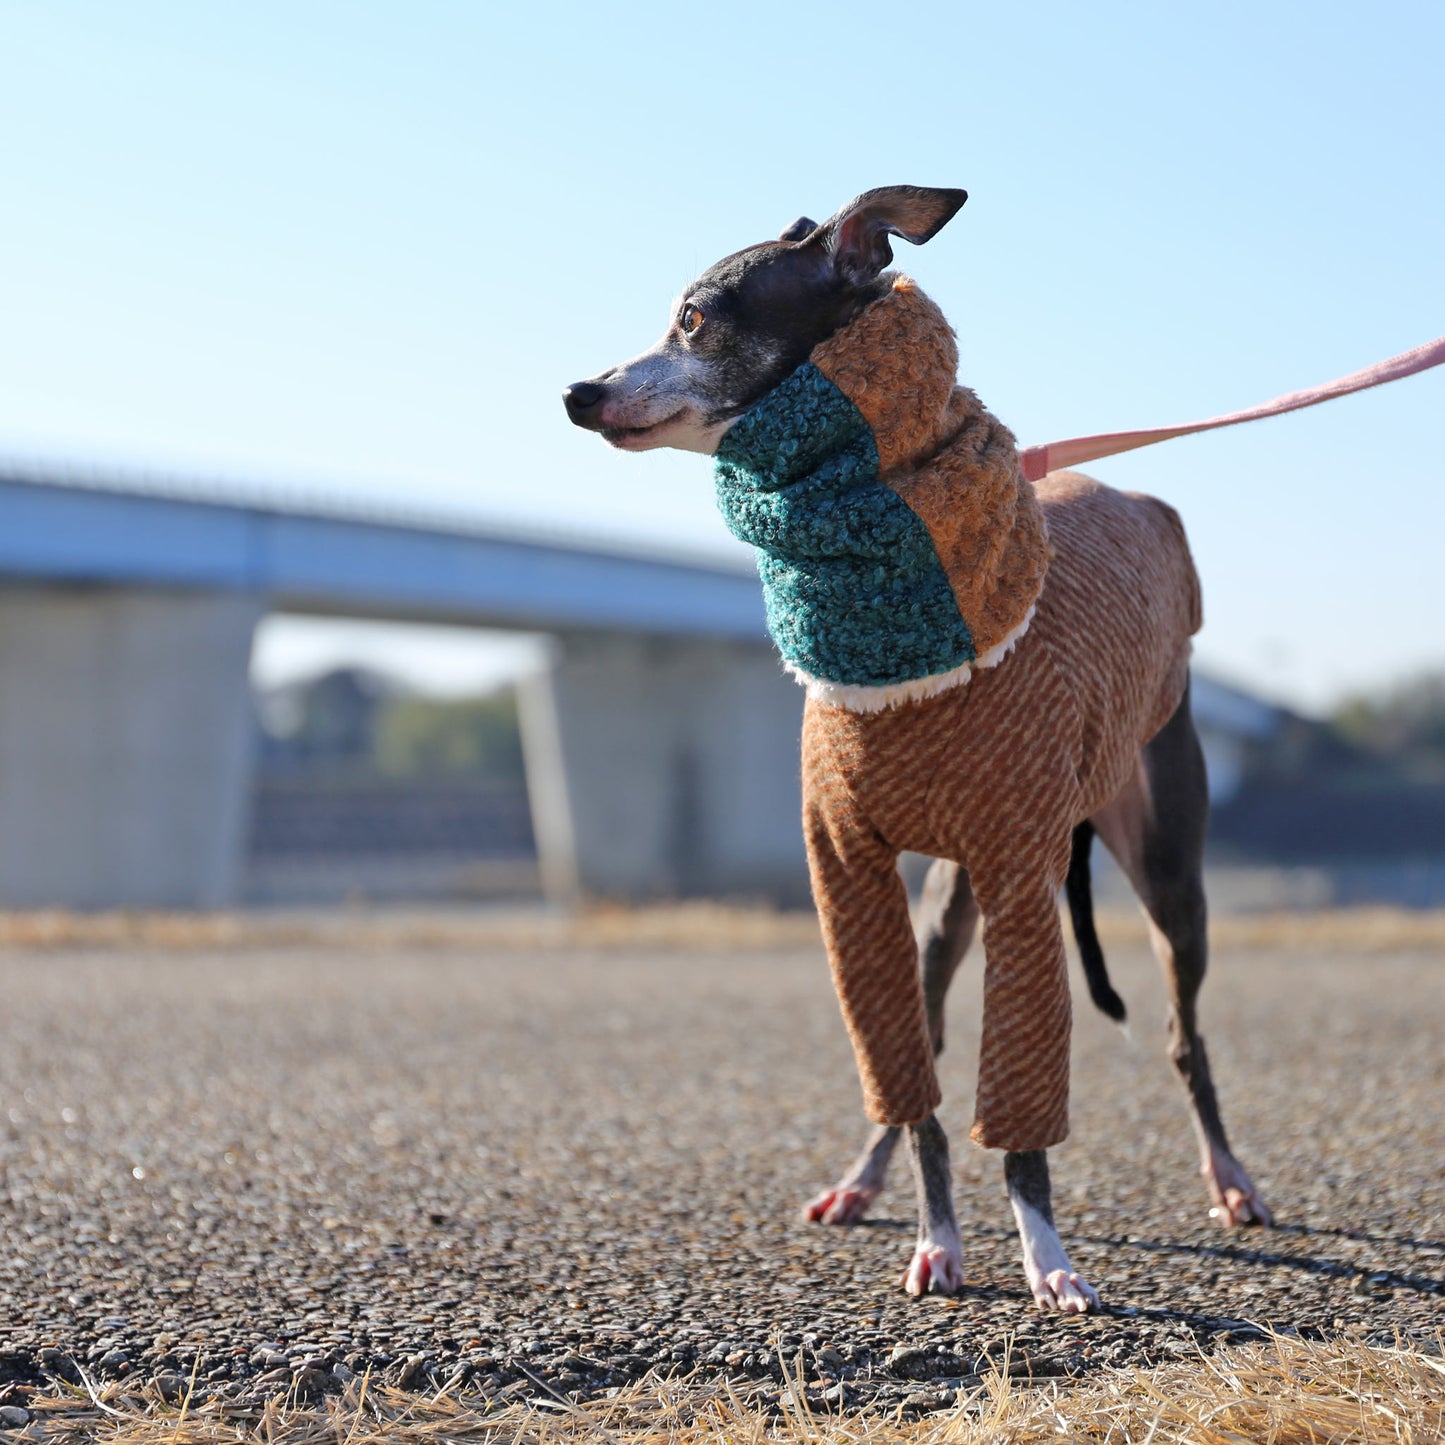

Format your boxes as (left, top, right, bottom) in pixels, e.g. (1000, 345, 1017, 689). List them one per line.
(563, 185, 967, 454)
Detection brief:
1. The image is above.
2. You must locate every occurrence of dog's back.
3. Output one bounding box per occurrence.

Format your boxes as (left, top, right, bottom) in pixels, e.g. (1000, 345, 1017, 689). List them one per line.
(1029, 470, 1202, 817)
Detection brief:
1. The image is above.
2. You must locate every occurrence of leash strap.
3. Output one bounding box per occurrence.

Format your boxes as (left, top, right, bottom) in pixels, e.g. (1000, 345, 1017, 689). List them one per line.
(1019, 334, 1445, 483)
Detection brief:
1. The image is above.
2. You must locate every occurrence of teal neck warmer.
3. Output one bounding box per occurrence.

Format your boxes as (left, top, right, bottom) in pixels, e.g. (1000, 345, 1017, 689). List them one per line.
(714, 361, 976, 692)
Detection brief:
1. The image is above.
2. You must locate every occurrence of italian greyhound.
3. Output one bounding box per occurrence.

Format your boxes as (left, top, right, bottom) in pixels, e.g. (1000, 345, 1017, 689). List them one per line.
(563, 186, 1271, 1312)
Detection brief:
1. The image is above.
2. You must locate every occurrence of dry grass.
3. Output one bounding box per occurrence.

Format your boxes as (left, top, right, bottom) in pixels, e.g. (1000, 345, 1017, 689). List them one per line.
(3, 901, 1445, 956)
(5, 1332, 1443, 1445)
(0, 901, 822, 953)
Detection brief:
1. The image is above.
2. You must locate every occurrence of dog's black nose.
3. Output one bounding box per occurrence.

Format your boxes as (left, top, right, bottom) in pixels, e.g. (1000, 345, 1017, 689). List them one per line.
(564, 380, 606, 426)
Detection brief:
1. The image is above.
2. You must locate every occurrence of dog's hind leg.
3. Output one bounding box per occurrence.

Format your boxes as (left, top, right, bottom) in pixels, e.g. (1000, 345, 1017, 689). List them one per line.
(1093, 680, 1272, 1227)
(919, 860, 981, 1054)
(1004, 1149, 1098, 1312)
(803, 860, 978, 1225)
(803, 1121, 900, 1224)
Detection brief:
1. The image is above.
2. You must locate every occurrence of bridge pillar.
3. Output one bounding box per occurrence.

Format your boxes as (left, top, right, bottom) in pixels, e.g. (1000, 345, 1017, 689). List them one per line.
(0, 587, 261, 908)
(519, 632, 810, 904)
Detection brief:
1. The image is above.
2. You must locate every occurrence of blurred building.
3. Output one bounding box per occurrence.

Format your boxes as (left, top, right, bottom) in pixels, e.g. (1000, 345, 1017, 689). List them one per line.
(247, 668, 537, 904)
(1190, 674, 1287, 803)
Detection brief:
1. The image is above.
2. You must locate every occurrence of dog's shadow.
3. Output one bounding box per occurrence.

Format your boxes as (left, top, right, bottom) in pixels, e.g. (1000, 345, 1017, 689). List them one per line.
(1064, 1227, 1445, 1299)
(810, 1217, 1444, 1317)
(1271, 1220, 1445, 1254)
(865, 1279, 1298, 1341)
(819, 1218, 1445, 1293)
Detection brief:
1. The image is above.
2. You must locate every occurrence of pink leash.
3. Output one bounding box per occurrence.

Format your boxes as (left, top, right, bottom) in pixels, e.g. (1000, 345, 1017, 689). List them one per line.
(1019, 334, 1445, 483)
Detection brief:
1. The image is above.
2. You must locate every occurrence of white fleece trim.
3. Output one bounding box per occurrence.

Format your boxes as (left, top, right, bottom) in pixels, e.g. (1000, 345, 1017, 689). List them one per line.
(792, 605, 1036, 714)
(973, 604, 1037, 670)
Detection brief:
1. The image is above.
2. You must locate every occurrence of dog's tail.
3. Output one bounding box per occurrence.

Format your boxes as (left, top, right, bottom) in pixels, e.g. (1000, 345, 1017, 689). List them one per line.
(1066, 821, 1127, 1023)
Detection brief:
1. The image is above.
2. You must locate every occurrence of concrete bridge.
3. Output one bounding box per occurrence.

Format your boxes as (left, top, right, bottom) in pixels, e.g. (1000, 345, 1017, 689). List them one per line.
(0, 464, 807, 908)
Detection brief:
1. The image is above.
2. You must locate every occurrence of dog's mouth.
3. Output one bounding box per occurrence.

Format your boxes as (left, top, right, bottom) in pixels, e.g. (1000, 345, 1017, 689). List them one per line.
(600, 409, 687, 450)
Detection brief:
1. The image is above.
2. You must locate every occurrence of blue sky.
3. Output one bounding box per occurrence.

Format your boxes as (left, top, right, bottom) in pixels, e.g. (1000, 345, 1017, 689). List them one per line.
(2, 2, 1441, 712)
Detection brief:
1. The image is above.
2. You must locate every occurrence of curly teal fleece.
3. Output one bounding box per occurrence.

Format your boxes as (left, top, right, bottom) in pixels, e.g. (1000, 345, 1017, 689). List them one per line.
(714, 362, 975, 689)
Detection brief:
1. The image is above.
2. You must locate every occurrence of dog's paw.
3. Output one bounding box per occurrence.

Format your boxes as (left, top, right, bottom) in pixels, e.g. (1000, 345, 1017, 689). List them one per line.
(1029, 1267, 1099, 1313)
(802, 1185, 877, 1225)
(1204, 1151, 1273, 1228)
(903, 1241, 965, 1296)
(1209, 1184, 1273, 1228)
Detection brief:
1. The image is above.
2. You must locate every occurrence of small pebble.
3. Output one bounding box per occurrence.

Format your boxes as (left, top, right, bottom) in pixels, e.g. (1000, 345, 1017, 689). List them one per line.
(887, 1344, 936, 1379)
(903, 1389, 951, 1411)
(97, 1348, 130, 1375)
(153, 1373, 186, 1403)
(397, 1355, 430, 1391)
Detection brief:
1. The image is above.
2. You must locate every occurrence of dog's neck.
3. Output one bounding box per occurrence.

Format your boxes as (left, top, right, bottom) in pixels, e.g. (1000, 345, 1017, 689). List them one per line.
(714, 277, 1050, 713)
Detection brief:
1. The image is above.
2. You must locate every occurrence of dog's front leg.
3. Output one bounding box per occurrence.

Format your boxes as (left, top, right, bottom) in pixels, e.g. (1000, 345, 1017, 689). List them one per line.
(1004, 1149, 1098, 1312)
(902, 1114, 965, 1295)
(804, 860, 978, 1225)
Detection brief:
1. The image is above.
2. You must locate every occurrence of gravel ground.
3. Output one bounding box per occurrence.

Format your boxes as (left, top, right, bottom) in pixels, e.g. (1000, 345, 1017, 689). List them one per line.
(0, 931, 1441, 1415)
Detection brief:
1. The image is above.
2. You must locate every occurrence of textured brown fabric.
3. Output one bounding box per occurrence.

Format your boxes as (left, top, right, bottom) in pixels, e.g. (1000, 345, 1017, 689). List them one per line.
(810, 277, 959, 474)
(810, 278, 1050, 660)
(802, 474, 1201, 1148)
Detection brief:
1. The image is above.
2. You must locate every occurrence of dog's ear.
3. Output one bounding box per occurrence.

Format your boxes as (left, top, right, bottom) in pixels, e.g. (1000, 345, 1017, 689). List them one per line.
(778, 216, 818, 242)
(816, 186, 968, 284)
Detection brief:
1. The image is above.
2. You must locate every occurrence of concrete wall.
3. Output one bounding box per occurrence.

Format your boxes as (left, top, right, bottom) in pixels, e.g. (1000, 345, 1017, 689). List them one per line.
(0, 587, 261, 908)
(519, 631, 810, 904)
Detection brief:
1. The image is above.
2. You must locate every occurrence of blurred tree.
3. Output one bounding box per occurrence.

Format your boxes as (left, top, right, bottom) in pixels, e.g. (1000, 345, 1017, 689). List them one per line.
(373, 689, 526, 781)
(256, 667, 396, 772)
(1333, 671, 1445, 776)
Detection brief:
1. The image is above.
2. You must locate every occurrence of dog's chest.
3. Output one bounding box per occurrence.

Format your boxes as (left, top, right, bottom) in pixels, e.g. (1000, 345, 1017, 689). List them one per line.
(803, 632, 1084, 865)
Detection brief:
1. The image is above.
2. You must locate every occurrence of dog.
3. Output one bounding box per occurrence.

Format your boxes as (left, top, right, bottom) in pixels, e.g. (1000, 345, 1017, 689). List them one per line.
(563, 185, 1271, 1312)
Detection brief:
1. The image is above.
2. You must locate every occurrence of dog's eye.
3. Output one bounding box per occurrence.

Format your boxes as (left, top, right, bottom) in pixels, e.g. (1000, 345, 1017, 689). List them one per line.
(680, 304, 704, 336)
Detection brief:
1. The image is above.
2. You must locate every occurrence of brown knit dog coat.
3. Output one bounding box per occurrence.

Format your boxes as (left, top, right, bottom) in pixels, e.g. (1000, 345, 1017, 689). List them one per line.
(737, 278, 1200, 1151)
